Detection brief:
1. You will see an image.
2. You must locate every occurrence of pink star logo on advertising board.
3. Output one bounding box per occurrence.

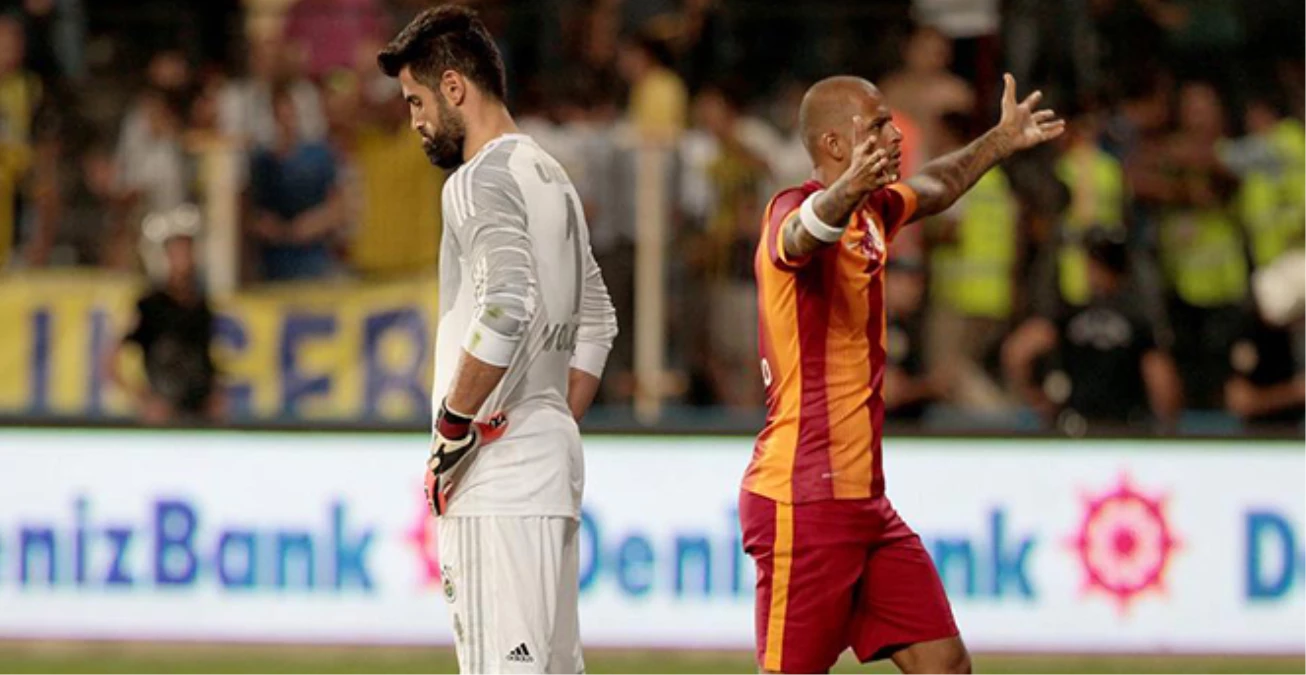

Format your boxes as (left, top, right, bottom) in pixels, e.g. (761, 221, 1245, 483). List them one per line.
(1067, 473, 1181, 613)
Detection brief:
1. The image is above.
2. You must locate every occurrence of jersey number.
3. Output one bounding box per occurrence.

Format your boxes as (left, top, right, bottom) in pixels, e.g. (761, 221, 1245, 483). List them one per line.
(564, 193, 583, 311)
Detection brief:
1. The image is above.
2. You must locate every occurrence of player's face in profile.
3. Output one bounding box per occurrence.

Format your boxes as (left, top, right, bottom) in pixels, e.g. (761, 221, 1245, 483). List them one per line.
(399, 68, 467, 170)
(852, 99, 904, 177)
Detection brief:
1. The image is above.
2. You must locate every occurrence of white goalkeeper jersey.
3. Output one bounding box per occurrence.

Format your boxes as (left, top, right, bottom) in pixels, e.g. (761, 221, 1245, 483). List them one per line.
(433, 133, 617, 519)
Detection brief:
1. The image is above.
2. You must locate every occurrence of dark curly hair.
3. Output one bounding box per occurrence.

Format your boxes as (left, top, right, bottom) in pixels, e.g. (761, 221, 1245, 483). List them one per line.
(378, 5, 507, 101)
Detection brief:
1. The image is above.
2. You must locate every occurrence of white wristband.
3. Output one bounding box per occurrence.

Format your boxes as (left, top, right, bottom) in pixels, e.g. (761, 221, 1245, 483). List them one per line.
(799, 191, 846, 243)
(570, 342, 611, 379)
(462, 321, 519, 367)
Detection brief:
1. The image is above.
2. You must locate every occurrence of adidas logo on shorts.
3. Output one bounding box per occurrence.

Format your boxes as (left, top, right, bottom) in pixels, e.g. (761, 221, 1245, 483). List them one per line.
(506, 643, 534, 664)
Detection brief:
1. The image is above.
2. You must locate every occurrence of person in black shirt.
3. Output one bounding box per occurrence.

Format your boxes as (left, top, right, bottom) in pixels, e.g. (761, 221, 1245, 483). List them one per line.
(1003, 228, 1182, 433)
(1225, 309, 1305, 431)
(103, 205, 221, 424)
(885, 257, 939, 422)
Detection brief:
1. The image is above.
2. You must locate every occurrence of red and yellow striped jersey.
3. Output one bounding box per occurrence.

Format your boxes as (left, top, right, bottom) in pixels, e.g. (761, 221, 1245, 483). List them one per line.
(744, 180, 918, 504)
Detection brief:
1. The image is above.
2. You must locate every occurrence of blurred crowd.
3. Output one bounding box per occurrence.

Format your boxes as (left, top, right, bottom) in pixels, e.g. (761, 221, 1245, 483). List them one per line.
(0, 0, 1301, 433)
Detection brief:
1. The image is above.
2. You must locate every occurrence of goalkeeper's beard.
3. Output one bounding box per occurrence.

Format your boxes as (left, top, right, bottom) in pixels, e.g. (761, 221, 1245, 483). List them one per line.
(421, 98, 467, 170)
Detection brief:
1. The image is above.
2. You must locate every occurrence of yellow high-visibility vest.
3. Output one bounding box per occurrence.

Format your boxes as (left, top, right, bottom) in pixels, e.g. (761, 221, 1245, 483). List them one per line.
(1239, 119, 1305, 268)
(1055, 145, 1125, 305)
(1159, 207, 1248, 307)
(931, 168, 1018, 319)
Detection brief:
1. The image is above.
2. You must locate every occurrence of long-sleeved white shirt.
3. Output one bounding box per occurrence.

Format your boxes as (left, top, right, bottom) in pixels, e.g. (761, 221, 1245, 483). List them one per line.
(434, 133, 618, 518)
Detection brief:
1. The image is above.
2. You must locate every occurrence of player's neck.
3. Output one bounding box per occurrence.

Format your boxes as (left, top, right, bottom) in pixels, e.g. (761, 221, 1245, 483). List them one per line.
(813, 163, 844, 188)
(462, 104, 520, 163)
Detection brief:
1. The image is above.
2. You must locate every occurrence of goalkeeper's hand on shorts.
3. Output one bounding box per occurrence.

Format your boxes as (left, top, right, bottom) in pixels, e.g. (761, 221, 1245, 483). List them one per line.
(425, 401, 479, 517)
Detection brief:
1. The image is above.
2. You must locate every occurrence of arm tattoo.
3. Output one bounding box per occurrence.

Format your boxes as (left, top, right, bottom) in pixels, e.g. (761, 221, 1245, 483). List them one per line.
(907, 128, 1014, 219)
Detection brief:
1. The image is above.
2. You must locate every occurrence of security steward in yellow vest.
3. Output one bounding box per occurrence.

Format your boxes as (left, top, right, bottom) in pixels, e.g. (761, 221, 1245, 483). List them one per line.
(1055, 110, 1126, 306)
(1220, 96, 1305, 270)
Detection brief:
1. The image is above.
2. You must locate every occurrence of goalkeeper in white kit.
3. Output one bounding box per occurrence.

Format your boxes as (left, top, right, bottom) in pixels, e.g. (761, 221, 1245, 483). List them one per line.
(378, 5, 617, 673)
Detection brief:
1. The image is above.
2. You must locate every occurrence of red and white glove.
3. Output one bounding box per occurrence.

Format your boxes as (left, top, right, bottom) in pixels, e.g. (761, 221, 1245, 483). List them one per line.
(425, 401, 479, 517)
(424, 403, 511, 517)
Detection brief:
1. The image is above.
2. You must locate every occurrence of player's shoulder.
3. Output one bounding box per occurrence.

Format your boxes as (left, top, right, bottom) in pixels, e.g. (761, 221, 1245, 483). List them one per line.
(767, 180, 822, 223)
(464, 134, 527, 181)
(456, 135, 533, 208)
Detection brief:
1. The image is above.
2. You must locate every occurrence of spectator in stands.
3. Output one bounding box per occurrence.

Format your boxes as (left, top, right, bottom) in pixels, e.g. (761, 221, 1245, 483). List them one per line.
(347, 75, 443, 278)
(1003, 228, 1182, 433)
(1002, 0, 1099, 109)
(283, 0, 386, 81)
(564, 0, 623, 116)
(1226, 308, 1305, 431)
(885, 257, 939, 422)
(115, 48, 191, 184)
(0, 13, 36, 268)
(1052, 105, 1127, 307)
(1103, 68, 1172, 164)
(1219, 91, 1305, 271)
(103, 204, 222, 425)
(762, 79, 815, 194)
(23, 139, 119, 267)
(925, 112, 1020, 412)
(689, 83, 769, 408)
(10, 0, 85, 83)
(218, 34, 327, 150)
(106, 86, 192, 271)
(880, 25, 975, 157)
(617, 31, 688, 143)
(119, 87, 191, 213)
(246, 83, 343, 282)
(913, 0, 1002, 87)
(1133, 80, 1247, 409)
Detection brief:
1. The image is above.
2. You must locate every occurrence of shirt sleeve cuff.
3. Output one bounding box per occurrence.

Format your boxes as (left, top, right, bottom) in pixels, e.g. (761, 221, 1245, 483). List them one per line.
(462, 321, 519, 367)
(888, 182, 919, 229)
(570, 342, 611, 378)
(772, 210, 810, 270)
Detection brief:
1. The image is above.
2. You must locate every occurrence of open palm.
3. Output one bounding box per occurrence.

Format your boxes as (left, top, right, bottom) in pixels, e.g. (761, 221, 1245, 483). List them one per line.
(998, 73, 1066, 151)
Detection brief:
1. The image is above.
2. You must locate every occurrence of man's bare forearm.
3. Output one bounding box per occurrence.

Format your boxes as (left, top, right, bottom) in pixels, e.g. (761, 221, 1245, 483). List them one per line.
(566, 368, 602, 422)
(781, 175, 867, 259)
(907, 128, 1015, 219)
(443, 351, 508, 417)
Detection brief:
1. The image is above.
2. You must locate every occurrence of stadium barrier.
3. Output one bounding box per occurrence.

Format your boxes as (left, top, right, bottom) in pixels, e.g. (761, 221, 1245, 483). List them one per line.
(0, 271, 437, 422)
(0, 428, 1300, 654)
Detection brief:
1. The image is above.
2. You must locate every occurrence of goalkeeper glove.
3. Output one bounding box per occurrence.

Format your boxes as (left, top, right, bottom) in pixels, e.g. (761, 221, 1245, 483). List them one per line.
(425, 401, 479, 517)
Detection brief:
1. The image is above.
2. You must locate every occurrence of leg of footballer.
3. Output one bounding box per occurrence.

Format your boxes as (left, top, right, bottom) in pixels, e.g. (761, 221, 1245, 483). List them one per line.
(888, 636, 972, 674)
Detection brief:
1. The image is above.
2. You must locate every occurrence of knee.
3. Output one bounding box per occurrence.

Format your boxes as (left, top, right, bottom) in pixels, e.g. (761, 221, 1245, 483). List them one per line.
(899, 641, 971, 674)
(942, 646, 972, 674)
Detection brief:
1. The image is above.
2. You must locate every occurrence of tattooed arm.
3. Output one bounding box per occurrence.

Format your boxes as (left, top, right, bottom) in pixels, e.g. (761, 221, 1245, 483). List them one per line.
(907, 74, 1066, 219)
(782, 117, 896, 260)
(781, 166, 887, 259)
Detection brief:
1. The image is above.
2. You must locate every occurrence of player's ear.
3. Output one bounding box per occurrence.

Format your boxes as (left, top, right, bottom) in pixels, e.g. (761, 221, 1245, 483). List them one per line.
(440, 70, 466, 106)
(822, 131, 844, 162)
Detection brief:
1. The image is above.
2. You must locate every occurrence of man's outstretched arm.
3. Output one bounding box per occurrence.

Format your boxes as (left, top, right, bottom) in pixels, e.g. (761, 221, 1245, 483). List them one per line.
(907, 73, 1065, 219)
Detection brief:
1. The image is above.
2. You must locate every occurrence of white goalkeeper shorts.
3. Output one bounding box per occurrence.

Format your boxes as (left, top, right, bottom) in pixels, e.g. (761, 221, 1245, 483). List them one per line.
(438, 515, 584, 674)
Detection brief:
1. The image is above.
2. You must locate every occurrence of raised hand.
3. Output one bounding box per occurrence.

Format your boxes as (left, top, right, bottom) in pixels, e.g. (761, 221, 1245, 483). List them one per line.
(997, 73, 1066, 152)
(845, 115, 897, 194)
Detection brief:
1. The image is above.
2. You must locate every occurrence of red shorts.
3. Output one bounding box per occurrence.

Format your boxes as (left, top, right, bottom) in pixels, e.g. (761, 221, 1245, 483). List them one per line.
(740, 490, 959, 673)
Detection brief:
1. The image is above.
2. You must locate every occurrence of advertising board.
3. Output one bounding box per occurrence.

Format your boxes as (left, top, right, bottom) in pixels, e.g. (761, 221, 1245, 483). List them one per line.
(0, 430, 1300, 653)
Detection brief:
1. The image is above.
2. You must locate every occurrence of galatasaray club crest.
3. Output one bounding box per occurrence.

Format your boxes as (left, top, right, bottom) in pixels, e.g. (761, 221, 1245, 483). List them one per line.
(1067, 473, 1181, 613)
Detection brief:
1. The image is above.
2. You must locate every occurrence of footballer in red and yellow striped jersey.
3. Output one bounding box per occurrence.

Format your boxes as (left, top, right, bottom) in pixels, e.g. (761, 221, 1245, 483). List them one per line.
(740, 73, 1065, 674)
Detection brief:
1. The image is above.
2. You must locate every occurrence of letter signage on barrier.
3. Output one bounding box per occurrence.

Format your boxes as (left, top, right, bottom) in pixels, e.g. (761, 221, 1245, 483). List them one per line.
(0, 274, 438, 422)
